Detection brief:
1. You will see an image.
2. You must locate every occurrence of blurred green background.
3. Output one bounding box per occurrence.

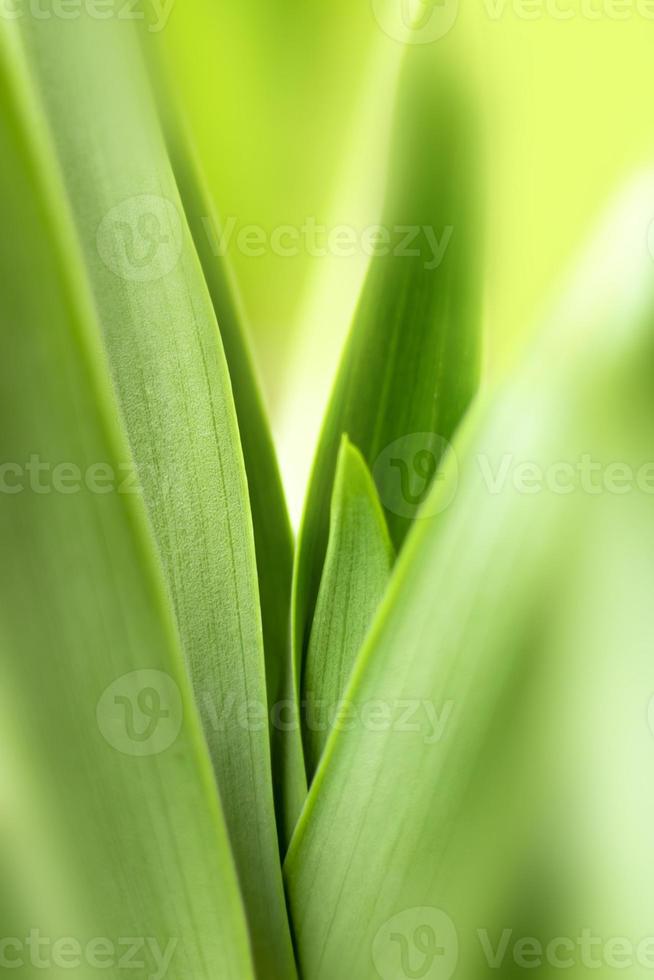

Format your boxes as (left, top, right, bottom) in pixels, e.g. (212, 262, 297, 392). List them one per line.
(159, 0, 654, 516)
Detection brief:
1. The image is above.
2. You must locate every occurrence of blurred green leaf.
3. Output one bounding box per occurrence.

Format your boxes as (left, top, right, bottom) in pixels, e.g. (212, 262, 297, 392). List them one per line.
(292, 50, 482, 724)
(284, 176, 654, 979)
(0, 21, 254, 978)
(12, 13, 296, 977)
(302, 436, 394, 781)
(158, 0, 392, 399)
(160, 101, 305, 858)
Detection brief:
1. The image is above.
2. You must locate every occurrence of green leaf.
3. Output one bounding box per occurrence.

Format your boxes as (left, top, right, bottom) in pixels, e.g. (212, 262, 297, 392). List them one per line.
(12, 13, 296, 977)
(292, 50, 482, 721)
(284, 177, 654, 978)
(302, 436, 394, 781)
(0, 21, 254, 978)
(159, 102, 306, 853)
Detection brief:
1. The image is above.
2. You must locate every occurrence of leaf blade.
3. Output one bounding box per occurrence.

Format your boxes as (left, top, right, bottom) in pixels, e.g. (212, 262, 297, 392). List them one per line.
(0, 21, 255, 978)
(159, 104, 306, 850)
(13, 14, 296, 977)
(284, 176, 654, 979)
(292, 52, 483, 730)
(302, 436, 394, 780)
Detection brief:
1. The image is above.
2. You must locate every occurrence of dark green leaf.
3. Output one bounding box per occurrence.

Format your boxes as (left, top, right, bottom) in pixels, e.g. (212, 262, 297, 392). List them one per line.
(292, 51, 483, 734)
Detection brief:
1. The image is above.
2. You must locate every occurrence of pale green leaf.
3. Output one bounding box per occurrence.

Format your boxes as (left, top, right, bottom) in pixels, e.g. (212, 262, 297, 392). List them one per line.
(11, 13, 296, 977)
(302, 436, 394, 781)
(0, 21, 254, 978)
(284, 177, 654, 979)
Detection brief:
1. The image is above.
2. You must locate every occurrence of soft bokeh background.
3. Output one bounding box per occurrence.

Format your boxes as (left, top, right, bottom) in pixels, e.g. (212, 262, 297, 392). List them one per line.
(159, 0, 654, 519)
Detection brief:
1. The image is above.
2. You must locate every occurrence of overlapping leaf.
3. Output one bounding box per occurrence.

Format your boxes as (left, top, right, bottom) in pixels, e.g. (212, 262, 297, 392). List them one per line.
(159, 109, 304, 849)
(11, 13, 296, 978)
(292, 50, 483, 744)
(0, 21, 254, 978)
(302, 436, 393, 780)
(285, 177, 654, 978)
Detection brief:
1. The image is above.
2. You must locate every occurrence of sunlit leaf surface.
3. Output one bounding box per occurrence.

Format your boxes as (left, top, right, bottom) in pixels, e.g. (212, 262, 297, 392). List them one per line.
(302, 436, 393, 780)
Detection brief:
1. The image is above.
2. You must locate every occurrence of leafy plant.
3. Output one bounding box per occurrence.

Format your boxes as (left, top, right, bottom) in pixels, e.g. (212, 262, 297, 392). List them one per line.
(1, 9, 653, 980)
